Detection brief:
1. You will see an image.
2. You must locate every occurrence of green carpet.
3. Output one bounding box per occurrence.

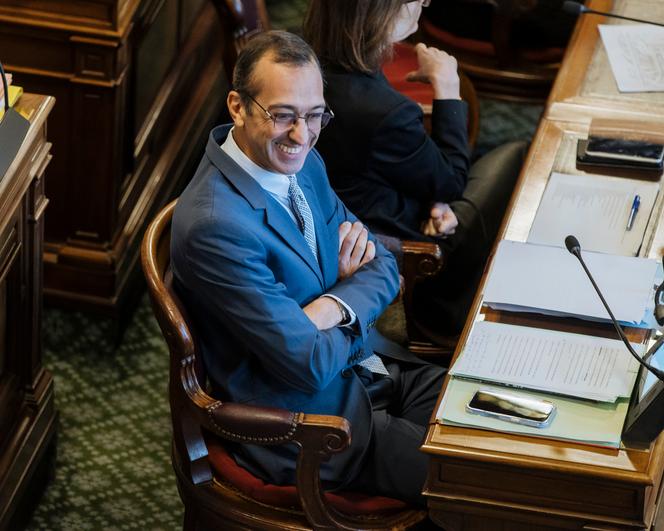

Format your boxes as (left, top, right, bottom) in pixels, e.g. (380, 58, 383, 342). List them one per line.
(27, 297, 181, 530)
(24, 1, 543, 529)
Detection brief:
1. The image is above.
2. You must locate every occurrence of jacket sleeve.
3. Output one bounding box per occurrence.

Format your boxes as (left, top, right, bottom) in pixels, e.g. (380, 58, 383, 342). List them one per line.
(369, 98, 470, 204)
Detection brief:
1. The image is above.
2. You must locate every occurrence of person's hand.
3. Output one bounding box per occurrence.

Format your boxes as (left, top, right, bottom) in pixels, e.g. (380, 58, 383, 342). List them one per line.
(406, 43, 461, 100)
(338, 221, 376, 280)
(421, 203, 458, 237)
(303, 296, 343, 330)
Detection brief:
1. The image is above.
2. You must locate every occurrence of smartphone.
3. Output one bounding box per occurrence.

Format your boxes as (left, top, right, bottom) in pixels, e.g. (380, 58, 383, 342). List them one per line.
(585, 136, 664, 164)
(466, 389, 556, 428)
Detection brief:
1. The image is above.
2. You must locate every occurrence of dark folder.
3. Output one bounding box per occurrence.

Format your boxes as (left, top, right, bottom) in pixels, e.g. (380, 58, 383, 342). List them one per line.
(0, 61, 30, 179)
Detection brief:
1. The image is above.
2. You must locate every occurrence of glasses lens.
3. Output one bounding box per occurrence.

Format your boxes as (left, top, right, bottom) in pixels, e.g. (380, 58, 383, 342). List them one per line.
(319, 112, 333, 129)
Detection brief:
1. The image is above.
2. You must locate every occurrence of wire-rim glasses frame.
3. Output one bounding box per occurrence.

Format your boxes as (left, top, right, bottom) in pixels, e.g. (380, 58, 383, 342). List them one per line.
(242, 93, 335, 132)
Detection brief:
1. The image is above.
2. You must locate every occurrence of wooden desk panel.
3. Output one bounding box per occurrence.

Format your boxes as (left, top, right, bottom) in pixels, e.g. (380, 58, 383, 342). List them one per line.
(0, 94, 57, 529)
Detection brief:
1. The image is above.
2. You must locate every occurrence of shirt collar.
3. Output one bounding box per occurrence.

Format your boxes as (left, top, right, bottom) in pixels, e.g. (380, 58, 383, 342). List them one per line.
(220, 127, 290, 199)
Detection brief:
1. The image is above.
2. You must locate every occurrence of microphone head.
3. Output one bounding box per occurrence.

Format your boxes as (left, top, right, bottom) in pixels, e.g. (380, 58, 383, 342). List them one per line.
(562, 1, 586, 15)
(565, 235, 581, 255)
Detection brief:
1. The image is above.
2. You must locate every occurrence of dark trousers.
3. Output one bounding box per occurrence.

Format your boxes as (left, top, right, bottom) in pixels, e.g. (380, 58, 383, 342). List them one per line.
(345, 361, 446, 506)
(415, 140, 528, 335)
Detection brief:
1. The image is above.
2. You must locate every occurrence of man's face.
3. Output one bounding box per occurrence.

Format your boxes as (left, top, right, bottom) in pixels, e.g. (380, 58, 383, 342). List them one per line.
(228, 55, 326, 175)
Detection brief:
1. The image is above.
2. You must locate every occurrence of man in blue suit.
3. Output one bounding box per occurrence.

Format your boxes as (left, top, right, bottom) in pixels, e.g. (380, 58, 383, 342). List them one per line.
(171, 30, 444, 506)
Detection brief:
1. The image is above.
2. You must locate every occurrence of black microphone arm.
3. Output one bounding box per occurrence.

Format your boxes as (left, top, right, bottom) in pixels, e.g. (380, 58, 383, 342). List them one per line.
(562, 1, 664, 28)
(564, 235, 664, 383)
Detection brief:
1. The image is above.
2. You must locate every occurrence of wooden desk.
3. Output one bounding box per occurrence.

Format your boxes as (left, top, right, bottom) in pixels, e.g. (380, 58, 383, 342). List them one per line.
(0, 94, 57, 529)
(422, 2, 664, 529)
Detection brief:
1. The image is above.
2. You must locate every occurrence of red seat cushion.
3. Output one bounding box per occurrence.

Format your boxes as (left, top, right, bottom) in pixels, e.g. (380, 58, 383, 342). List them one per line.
(382, 42, 434, 106)
(205, 435, 408, 515)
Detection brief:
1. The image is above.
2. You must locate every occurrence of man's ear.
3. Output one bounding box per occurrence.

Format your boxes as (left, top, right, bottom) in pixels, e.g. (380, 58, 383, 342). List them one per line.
(227, 91, 245, 127)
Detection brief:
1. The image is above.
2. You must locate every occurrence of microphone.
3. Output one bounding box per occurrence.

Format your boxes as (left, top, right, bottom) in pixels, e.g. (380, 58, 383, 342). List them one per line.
(564, 235, 664, 383)
(562, 1, 664, 28)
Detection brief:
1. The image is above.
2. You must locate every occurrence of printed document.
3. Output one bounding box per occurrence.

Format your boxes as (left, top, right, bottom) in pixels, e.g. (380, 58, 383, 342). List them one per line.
(450, 321, 640, 402)
(483, 240, 658, 326)
(599, 24, 664, 92)
(528, 172, 658, 256)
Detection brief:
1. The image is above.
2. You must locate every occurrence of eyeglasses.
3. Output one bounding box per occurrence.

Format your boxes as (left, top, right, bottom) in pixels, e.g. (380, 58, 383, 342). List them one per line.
(244, 94, 334, 132)
(405, 0, 431, 6)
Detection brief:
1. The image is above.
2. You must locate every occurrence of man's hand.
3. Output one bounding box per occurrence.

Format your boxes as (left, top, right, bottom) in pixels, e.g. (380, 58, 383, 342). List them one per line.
(338, 221, 375, 280)
(303, 296, 343, 330)
(406, 43, 460, 100)
(421, 203, 458, 237)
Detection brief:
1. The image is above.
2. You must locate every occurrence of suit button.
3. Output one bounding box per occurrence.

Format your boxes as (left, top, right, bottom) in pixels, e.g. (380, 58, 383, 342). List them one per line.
(341, 368, 352, 378)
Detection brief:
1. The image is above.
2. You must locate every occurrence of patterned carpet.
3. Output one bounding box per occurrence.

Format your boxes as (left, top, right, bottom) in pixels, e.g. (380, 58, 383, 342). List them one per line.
(27, 298, 181, 530)
(24, 2, 543, 530)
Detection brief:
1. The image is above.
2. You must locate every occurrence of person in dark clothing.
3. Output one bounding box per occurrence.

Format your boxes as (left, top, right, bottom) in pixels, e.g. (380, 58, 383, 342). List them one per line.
(303, 0, 527, 337)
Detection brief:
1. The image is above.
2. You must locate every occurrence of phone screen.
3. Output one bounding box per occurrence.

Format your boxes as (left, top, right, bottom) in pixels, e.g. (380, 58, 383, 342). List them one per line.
(585, 137, 664, 163)
(466, 389, 555, 428)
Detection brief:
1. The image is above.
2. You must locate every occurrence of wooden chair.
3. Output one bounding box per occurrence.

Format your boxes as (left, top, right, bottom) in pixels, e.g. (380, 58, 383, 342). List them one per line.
(141, 200, 428, 530)
(419, 0, 573, 103)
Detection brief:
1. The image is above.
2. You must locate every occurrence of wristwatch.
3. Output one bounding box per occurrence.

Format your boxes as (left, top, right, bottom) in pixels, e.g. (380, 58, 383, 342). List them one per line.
(333, 298, 352, 326)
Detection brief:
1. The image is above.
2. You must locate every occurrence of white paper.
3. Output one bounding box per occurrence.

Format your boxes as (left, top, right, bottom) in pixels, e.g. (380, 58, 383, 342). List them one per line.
(528, 172, 658, 256)
(483, 240, 659, 325)
(450, 321, 640, 402)
(599, 24, 664, 92)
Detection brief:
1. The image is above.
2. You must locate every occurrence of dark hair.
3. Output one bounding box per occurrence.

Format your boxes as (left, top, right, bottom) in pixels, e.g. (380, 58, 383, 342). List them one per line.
(303, 0, 404, 73)
(233, 30, 322, 108)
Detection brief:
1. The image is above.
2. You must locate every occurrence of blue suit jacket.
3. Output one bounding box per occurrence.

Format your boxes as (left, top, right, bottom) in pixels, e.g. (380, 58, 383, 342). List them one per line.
(171, 125, 415, 487)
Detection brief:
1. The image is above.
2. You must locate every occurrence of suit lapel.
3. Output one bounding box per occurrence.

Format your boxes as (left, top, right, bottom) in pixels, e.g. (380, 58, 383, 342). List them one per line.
(205, 126, 324, 287)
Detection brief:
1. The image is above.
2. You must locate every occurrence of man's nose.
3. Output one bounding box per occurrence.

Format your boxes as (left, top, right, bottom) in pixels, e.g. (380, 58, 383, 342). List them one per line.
(288, 117, 311, 144)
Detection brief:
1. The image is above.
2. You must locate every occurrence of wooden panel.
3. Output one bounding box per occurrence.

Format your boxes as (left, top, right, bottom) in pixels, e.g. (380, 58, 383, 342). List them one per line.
(0, 0, 229, 315)
(0, 94, 57, 529)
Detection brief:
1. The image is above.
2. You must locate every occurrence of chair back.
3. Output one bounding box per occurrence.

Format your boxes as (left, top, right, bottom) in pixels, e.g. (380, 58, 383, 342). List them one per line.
(141, 200, 217, 488)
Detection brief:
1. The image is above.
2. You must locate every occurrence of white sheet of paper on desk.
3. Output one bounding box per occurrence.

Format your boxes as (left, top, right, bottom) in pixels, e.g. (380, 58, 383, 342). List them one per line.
(450, 321, 640, 402)
(599, 24, 664, 92)
(527, 172, 658, 256)
(483, 240, 658, 326)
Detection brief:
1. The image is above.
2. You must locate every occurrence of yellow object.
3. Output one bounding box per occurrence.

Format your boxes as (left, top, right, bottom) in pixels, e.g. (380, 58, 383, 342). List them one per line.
(0, 85, 23, 120)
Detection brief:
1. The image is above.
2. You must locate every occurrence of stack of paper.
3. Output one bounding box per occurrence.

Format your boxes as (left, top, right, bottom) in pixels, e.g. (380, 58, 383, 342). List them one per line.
(483, 240, 659, 327)
(450, 321, 641, 402)
(598, 24, 664, 93)
(528, 172, 658, 256)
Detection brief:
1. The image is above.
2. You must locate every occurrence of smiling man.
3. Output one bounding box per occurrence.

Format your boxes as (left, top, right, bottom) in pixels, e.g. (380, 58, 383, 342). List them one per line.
(170, 31, 445, 506)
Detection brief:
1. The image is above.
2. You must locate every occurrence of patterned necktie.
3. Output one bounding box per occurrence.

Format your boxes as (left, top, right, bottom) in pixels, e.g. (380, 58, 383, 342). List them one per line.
(359, 353, 389, 375)
(287, 175, 318, 263)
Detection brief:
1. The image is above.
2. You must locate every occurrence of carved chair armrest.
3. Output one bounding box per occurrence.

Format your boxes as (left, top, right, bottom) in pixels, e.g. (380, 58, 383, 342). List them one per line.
(177, 356, 355, 528)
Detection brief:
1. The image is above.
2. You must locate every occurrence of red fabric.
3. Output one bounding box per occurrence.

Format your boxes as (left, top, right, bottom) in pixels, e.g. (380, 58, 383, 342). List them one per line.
(420, 18, 564, 63)
(382, 42, 434, 106)
(205, 436, 407, 515)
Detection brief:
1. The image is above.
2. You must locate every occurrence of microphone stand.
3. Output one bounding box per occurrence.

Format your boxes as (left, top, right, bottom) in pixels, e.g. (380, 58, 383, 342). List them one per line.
(565, 235, 664, 383)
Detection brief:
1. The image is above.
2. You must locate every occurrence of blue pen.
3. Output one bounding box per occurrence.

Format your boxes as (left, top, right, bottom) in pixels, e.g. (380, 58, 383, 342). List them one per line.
(626, 194, 641, 231)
